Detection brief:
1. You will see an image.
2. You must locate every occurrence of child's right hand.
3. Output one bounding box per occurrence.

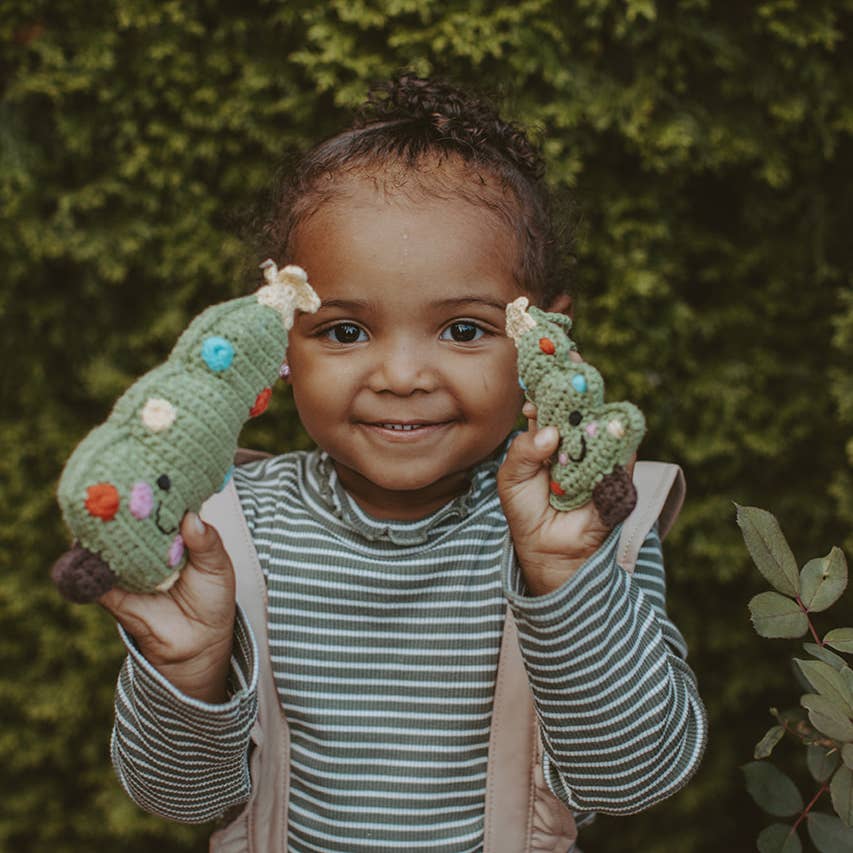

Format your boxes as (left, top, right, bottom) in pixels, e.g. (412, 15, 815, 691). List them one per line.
(98, 512, 236, 704)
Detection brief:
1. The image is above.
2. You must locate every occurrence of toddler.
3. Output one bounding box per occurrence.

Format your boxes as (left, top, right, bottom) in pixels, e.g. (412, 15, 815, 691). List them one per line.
(102, 75, 706, 852)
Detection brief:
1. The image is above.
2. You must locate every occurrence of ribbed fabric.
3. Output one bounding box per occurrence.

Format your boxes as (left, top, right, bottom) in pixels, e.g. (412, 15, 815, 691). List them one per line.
(109, 446, 707, 851)
(240, 451, 506, 852)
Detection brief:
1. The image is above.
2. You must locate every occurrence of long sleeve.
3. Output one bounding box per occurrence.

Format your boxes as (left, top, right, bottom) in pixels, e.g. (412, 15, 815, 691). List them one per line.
(503, 524, 707, 815)
(110, 606, 260, 823)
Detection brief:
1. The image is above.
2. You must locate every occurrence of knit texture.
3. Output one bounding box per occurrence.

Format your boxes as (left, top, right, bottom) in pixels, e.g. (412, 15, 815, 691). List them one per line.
(54, 262, 319, 596)
(506, 298, 646, 518)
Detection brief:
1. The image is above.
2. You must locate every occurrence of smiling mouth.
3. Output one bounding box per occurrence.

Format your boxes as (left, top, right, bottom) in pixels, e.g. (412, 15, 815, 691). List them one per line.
(155, 502, 178, 535)
(377, 423, 436, 431)
(363, 421, 453, 437)
(568, 435, 588, 463)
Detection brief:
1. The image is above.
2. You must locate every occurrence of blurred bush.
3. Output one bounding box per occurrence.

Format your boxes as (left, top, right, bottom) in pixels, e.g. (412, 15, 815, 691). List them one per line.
(1, 1, 851, 850)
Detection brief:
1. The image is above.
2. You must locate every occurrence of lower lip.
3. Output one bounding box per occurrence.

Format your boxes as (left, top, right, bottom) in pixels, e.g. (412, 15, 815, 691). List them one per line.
(360, 422, 453, 442)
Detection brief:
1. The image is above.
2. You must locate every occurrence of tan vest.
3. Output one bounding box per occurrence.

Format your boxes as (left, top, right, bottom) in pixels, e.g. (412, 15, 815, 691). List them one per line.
(202, 459, 685, 853)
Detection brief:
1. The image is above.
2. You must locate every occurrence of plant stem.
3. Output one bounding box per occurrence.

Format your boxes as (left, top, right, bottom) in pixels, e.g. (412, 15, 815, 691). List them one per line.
(796, 595, 823, 646)
(790, 781, 829, 835)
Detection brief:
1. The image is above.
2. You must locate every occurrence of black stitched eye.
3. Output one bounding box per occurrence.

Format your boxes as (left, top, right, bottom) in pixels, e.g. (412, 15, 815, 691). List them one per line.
(156, 474, 171, 491)
(568, 411, 582, 426)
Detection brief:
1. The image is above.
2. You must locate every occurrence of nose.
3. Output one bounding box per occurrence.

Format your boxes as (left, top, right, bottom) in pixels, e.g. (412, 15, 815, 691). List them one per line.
(366, 337, 438, 395)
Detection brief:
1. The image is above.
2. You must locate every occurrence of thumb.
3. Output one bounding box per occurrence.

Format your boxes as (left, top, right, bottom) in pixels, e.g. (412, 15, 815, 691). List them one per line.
(180, 512, 232, 577)
(499, 426, 560, 489)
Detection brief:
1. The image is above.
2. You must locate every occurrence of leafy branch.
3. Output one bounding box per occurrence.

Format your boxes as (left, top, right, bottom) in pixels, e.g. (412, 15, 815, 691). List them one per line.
(736, 504, 853, 853)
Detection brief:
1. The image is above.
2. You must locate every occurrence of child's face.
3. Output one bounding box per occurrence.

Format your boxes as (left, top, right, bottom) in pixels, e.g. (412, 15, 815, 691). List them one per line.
(287, 175, 526, 518)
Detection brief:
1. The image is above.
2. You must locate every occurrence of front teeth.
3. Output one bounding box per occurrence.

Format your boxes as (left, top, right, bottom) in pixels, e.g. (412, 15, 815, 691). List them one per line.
(381, 423, 422, 431)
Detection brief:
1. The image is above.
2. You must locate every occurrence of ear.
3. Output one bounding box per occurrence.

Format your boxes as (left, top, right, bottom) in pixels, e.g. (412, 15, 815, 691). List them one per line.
(544, 292, 573, 318)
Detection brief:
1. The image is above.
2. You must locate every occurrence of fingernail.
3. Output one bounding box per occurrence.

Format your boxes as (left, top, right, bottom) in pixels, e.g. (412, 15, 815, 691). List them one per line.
(188, 512, 205, 535)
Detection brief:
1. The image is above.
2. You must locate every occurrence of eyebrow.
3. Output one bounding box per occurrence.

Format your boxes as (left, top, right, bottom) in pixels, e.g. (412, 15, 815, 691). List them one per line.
(316, 295, 508, 312)
(317, 298, 375, 311)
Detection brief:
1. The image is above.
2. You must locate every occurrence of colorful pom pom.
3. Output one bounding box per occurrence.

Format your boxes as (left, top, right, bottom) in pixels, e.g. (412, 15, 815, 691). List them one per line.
(129, 481, 154, 519)
(141, 397, 176, 432)
(201, 336, 235, 372)
(539, 337, 556, 355)
(85, 483, 120, 521)
(250, 387, 273, 417)
(167, 534, 184, 568)
(550, 480, 565, 496)
(218, 465, 235, 492)
(571, 374, 587, 393)
(607, 419, 625, 438)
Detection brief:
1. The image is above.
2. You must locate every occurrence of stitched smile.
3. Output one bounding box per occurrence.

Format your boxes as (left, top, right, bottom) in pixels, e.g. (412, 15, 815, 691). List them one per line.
(155, 502, 177, 535)
(569, 435, 587, 463)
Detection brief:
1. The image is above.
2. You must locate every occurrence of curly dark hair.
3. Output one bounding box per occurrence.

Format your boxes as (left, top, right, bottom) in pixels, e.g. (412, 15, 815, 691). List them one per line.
(261, 74, 574, 304)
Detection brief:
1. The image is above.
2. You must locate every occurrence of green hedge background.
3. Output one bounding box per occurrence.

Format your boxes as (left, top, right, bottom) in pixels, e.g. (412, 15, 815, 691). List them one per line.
(2, 1, 852, 850)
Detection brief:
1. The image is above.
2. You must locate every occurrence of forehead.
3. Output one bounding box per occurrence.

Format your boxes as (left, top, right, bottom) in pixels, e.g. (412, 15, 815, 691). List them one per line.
(290, 173, 524, 307)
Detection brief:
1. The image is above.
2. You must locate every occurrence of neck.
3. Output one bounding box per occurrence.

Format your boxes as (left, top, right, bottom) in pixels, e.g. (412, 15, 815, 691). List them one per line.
(332, 463, 473, 521)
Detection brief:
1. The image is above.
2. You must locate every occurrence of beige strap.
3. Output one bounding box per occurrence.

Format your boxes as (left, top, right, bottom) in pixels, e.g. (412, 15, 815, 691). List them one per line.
(617, 461, 685, 573)
(483, 607, 538, 853)
(202, 480, 289, 853)
(485, 461, 686, 852)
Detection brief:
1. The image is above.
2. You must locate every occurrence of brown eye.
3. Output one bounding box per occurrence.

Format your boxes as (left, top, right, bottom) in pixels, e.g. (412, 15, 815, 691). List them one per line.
(441, 322, 484, 342)
(328, 323, 366, 343)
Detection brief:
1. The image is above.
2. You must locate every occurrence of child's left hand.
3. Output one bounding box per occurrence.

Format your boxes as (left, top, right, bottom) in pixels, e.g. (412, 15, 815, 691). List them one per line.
(498, 401, 633, 597)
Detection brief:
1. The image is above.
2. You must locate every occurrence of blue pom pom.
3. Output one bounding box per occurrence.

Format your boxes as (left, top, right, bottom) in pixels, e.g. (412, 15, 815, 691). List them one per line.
(518, 376, 527, 391)
(202, 336, 235, 372)
(218, 465, 235, 492)
(571, 374, 587, 393)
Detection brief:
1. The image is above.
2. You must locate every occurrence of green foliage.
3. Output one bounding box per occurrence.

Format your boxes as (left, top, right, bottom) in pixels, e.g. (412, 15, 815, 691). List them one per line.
(2, 0, 853, 850)
(738, 507, 853, 851)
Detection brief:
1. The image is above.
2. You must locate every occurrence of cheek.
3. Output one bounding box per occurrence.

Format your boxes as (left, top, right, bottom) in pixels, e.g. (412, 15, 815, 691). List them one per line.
(463, 350, 523, 414)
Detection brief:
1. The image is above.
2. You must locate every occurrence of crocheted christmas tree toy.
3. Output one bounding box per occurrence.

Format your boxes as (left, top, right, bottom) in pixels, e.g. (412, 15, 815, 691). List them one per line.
(52, 261, 319, 603)
(506, 297, 646, 527)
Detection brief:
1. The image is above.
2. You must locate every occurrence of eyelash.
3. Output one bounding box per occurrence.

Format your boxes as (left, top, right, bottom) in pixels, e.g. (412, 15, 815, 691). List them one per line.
(318, 320, 490, 345)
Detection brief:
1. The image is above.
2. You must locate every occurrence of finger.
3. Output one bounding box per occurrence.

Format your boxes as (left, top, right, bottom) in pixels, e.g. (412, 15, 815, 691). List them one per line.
(181, 513, 233, 578)
(568, 350, 583, 363)
(522, 401, 538, 432)
(500, 426, 560, 488)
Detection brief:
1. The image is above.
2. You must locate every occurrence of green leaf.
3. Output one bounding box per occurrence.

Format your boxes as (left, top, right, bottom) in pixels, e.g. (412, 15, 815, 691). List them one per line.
(804, 643, 848, 672)
(800, 549, 848, 612)
(743, 761, 804, 817)
(795, 660, 853, 716)
(831, 766, 853, 827)
(807, 811, 853, 852)
(750, 592, 809, 639)
(843, 744, 853, 770)
(825, 629, 853, 654)
(736, 505, 800, 596)
(757, 823, 802, 853)
(756, 725, 786, 759)
(801, 695, 853, 742)
(807, 745, 841, 783)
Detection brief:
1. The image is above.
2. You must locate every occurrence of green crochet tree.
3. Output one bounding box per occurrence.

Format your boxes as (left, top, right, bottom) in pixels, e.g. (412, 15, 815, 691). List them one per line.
(52, 261, 319, 602)
(506, 297, 646, 526)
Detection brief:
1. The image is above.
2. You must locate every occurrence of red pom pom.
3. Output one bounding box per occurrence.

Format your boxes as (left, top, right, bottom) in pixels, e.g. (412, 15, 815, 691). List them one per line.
(250, 387, 273, 417)
(539, 337, 556, 355)
(549, 480, 565, 496)
(84, 483, 120, 520)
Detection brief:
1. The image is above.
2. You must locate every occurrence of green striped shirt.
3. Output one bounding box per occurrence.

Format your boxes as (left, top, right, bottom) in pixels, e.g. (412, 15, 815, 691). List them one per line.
(111, 447, 706, 851)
